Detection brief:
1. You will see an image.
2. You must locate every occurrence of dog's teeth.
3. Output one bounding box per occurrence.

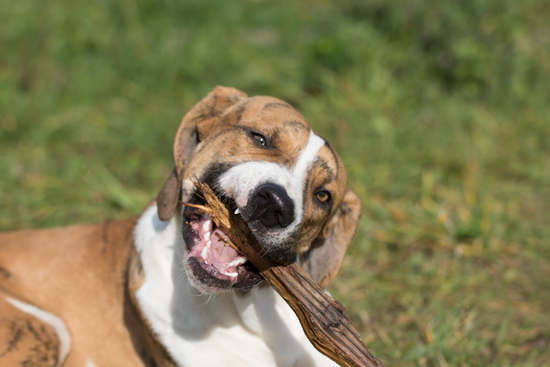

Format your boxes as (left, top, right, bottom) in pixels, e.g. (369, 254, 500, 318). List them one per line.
(202, 217, 212, 232)
(225, 271, 239, 278)
(206, 240, 211, 249)
(204, 231, 210, 241)
(234, 208, 240, 215)
(201, 245, 209, 260)
(229, 257, 247, 267)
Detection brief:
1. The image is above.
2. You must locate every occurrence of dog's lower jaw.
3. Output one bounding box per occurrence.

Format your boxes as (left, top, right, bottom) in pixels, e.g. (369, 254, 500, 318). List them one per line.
(181, 211, 299, 293)
(182, 211, 263, 294)
(185, 257, 233, 294)
(184, 256, 264, 295)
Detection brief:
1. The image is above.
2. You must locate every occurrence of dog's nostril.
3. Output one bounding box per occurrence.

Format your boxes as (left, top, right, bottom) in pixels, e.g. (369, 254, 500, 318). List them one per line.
(252, 184, 295, 228)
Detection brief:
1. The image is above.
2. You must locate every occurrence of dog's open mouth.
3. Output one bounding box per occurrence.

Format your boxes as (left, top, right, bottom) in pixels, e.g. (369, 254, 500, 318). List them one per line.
(183, 196, 263, 291)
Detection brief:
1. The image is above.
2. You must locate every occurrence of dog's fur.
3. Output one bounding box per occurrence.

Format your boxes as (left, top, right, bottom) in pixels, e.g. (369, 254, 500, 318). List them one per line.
(0, 87, 361, 366)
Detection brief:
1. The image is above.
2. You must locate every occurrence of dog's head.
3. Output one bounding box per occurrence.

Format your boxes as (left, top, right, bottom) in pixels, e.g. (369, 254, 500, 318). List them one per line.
(157, 86, 361, 294)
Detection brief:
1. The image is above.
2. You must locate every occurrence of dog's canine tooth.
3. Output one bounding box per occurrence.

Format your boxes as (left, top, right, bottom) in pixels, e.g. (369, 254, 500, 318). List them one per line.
(224, 271, 239, 278)
(228, 256, 247, 267)
(234, 208, 240, 215)
(204, 231, 210, 241)
(201, 245, 209, 261)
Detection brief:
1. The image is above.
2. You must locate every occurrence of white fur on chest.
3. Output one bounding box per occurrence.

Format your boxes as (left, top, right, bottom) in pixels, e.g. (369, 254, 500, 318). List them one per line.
(133, 205, 336, 366)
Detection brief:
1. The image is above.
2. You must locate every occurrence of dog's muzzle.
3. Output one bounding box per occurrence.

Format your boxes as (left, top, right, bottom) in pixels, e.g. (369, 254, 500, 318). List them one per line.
(182, 180, 301, 292)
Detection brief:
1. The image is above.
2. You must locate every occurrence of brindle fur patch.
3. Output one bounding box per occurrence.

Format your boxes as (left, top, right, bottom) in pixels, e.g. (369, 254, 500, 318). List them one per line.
(0, 268, 12, 280)
(262, 102, 292, 111)
(0, 316, 60, 366)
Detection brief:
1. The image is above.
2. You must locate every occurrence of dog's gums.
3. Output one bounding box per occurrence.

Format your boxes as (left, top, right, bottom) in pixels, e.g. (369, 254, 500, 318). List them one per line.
(183, 202, 263, 291)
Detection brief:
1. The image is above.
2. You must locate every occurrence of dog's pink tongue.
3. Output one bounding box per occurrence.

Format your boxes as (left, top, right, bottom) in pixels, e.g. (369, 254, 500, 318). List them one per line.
(210, 229, 239, 274)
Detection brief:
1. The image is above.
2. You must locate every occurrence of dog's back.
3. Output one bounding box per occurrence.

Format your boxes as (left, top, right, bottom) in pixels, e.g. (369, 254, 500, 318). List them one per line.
(0, 218, 144, 366)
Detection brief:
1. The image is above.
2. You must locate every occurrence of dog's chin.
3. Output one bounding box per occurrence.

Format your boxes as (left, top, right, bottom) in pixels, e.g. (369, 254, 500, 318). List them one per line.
(243, 221, 299, 265)
(182, 198, 263, 295)
(183, 254, 261, 295)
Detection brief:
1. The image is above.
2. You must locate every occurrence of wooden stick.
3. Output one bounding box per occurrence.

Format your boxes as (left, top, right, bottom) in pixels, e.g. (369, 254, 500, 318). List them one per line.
(185, 181, 384, 367)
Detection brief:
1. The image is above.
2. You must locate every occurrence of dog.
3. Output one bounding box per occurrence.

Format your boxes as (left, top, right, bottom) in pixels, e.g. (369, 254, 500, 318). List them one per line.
(0, 86, 361, 366)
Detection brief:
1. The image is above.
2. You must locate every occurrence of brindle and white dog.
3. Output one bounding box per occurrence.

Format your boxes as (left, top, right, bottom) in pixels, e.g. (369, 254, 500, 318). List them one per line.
(0, 86, 361, 366)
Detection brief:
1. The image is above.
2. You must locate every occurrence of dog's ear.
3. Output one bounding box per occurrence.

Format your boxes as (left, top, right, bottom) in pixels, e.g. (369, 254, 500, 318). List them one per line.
(157, 86, 248, 221)
(300, 189, 362, 289)
(157, 168, 182, 221)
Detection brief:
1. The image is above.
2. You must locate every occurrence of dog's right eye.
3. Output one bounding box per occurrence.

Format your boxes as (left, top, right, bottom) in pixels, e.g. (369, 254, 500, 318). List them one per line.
(251, 132, 268, 147)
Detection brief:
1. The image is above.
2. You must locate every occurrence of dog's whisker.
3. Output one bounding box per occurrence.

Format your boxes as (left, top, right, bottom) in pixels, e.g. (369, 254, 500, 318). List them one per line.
(176, 270, 187, 284)
(201, 295, 211, 307)
(188, 284, 205, 298)
(260, 247, 271, 257)
(243, 147, 253, 162)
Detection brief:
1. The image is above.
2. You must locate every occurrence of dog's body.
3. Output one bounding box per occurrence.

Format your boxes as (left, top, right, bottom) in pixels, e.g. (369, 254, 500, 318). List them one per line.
(0, 87, 361, 366)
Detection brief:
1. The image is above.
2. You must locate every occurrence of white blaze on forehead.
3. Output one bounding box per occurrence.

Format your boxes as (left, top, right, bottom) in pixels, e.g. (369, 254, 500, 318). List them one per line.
(217, 130, 324, 238)
(291, 130, 325, 186)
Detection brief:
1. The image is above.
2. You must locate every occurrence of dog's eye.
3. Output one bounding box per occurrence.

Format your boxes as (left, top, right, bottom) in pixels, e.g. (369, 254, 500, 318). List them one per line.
(251, 132, 268, 147)
(315, 191, 331, 204)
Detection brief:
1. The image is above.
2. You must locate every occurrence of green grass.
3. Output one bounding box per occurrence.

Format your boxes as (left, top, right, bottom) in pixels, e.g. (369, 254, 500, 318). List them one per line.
(1, 1, 549, 365)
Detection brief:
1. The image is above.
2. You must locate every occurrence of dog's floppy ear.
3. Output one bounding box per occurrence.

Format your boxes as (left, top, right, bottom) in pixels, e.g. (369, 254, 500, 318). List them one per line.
(300, 189, 362, 289)
(157, 86, 248, 221)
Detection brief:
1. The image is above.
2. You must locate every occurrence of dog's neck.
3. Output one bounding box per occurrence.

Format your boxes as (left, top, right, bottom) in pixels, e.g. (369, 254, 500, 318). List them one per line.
(131, 205, 318, 366)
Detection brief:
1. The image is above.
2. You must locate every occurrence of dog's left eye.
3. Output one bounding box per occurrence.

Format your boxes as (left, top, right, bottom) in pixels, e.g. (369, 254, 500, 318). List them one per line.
(315, 191, 331, 204)
(251, 132, 268, 147)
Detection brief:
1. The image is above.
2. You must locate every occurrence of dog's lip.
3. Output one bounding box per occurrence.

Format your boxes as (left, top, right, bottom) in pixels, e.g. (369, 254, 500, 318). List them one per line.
(182, 194, 263, 290)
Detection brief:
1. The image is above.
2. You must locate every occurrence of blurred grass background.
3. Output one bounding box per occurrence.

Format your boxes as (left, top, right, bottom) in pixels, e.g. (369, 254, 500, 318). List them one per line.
(1, 0, 549, 365)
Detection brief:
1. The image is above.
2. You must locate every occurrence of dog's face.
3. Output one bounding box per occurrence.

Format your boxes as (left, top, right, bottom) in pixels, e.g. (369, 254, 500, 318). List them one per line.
(157, 87, 361, 294)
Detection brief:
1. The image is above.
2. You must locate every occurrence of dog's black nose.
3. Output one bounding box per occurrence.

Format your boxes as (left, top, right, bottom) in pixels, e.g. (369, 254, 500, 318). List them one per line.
(251, 183, 295, 228)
